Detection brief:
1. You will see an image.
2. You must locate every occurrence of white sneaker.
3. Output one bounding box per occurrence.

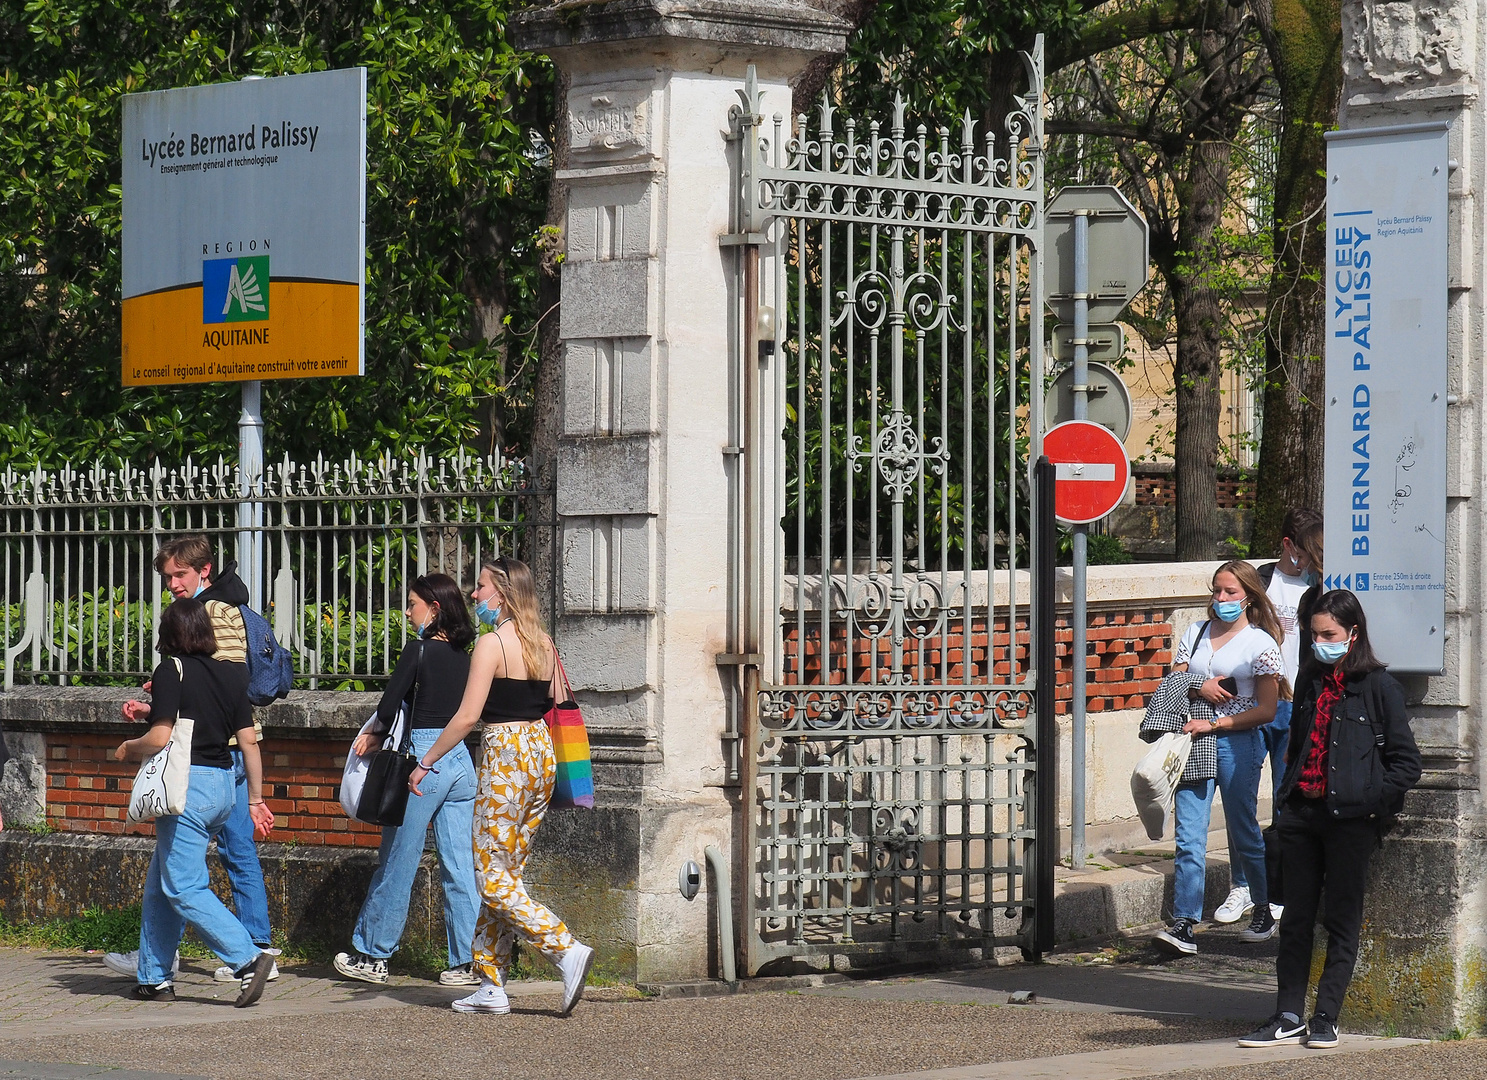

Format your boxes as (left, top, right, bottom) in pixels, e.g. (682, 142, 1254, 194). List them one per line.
(556, 942, 595, 1016)
(1214, 886, 1253, 925)
(333, 951, 389, 984)
(439, 963, 480, 986)
(215, 959, 279, 983)
(451, 980, 511, 1014)
(103, 950, 180, 978)
(1271, 903, 1284, 920)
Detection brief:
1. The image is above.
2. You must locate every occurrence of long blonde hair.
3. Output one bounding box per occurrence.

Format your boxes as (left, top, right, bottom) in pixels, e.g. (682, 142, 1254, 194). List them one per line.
(483, 556, 551, 681)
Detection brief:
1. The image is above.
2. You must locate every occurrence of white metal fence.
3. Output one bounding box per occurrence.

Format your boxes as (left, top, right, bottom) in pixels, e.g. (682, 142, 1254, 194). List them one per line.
(0, 450, 555, 688)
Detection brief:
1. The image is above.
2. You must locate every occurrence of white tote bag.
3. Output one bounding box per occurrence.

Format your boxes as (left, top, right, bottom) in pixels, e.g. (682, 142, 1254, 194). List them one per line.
(1130, 731, 1192, 841)
(340, 706, 406, 819)
(126, 658, 196, 824)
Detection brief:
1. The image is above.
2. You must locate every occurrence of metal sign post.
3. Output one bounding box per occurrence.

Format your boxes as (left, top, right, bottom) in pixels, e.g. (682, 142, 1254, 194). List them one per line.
(1045, 186, 1148, 868)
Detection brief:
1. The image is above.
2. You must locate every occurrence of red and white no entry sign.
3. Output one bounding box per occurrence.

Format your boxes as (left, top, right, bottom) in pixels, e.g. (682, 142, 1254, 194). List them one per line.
(1044, 420, 1131, 524)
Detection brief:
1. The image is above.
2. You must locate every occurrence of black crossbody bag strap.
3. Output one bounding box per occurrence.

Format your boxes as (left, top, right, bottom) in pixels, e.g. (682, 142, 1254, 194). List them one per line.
(397, 641, 425, 756)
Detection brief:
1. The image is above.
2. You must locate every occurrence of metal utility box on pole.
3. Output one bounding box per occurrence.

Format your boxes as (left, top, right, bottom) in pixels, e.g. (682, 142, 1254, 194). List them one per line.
(1043, 185, 1148, 868)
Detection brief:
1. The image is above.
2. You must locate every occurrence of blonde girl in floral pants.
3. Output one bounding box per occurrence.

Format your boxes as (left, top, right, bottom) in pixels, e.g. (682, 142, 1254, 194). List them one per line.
(406, 556, 594, 1015)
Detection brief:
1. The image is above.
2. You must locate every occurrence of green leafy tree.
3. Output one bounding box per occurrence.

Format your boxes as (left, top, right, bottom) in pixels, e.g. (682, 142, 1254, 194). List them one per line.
(0, 0, 553, 468)
(1248, 0, 1340, 552)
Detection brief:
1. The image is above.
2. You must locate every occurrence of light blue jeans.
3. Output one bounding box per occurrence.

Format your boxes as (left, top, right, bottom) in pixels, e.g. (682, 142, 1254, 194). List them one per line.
(217, 749, 272, 945)
(351, 730, 480, 967)
(1172, 779, 1217, 922)
(1232, 702, 1290, 892)
(138, 765, 262, 985)
(1172, 733, 1270, 921)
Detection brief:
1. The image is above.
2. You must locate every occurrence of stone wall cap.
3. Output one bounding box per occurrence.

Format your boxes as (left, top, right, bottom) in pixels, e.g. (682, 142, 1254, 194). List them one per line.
(783, 559, 1250, 613)
(512, 0, 850, 56)
(0, 686, 382, 734)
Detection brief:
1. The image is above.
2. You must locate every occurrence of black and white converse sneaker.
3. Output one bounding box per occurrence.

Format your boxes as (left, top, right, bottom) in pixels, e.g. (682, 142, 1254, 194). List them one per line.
(1237, 905, 1278, 942)
(1152, 917, 1198, 955)
(333, 951, 389, 984)
(1306, 1013, 1340, 1048)
(1237, 1012, 1306, 1047)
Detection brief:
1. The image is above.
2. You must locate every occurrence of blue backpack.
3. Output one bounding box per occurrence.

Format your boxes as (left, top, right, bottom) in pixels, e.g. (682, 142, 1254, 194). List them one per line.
(239, 604, 294, 706)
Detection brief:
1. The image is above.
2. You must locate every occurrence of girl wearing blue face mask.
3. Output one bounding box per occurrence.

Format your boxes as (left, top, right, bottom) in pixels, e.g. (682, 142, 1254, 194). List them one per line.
(334, 573, 481, 988)
(1238, 589, 1420, 1050)
(1153, 561, 1287, 957)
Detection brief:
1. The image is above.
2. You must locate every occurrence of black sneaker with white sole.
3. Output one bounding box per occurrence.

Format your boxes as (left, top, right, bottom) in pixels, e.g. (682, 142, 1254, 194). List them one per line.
(1237, 1013, 1306, 1047)
(1237, 906, 1277, 942)
(1152, 918, 1198, 955)
(1307, 1014, 1339, 1048)
(131, 981, 175, 1002)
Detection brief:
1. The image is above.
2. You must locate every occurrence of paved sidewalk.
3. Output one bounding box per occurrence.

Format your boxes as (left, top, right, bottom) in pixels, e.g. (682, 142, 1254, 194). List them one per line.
(0, 944, 1473, 1080)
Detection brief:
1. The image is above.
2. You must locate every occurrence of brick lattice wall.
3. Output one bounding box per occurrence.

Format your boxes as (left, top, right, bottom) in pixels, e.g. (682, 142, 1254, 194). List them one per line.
(45, 734, 383, 848)
(1133, 467, 1252, 510)
(782, 607, 1173, 716)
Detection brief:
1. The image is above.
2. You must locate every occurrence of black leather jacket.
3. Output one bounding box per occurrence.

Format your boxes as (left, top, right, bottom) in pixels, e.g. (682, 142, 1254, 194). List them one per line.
(1277, 666, 1421, 822)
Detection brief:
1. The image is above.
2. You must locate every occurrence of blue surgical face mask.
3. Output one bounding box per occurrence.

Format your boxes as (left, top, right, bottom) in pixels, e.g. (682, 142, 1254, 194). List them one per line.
(193, 582, 206, 598)
(415, 618, 431, 639)
(474, 598, 501, 626)
(1304, 570, 1320, 587)
(1213, 600, 1247, 623)
(1313, 636, 1353, 665)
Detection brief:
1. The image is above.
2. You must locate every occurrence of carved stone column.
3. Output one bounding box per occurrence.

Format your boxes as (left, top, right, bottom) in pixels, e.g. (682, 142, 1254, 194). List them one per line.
(512, 1, 847, 982)
(1339, 0, 1483, 1035)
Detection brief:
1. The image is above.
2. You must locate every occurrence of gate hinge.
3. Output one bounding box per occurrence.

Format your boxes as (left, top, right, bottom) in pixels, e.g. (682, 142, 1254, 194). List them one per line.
(716, 652, 763, 666)
(723, 445, 743, 456)
(720, 232, 766, 247)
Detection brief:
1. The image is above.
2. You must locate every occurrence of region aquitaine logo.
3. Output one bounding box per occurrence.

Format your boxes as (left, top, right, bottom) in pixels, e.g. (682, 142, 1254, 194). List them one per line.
(203, 256, 269, 323)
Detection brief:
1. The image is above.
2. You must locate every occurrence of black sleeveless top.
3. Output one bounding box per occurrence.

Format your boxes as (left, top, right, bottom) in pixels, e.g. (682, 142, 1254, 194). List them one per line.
(479, 628, 553, 722)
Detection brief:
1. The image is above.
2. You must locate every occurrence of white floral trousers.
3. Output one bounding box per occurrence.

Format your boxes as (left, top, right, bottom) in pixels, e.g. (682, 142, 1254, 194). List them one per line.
(471, 719, 577, 985)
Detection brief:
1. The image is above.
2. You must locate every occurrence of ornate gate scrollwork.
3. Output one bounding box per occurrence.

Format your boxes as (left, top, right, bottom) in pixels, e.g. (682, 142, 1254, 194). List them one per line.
(731, 42, 1050, 972)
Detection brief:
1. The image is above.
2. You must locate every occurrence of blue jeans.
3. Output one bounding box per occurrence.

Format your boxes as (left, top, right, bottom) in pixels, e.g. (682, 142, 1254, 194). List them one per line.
(1206, 728, 1269, 906)
(216, 750, 272, 945)
(138, 765, 261, 984)
(1172, 779, 1217, 922)
(1232, 702, 1290, 892)
(351, 730, 480, 967)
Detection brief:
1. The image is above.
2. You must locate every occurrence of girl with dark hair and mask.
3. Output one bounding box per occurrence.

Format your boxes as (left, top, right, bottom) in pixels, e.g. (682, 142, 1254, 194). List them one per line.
(1238, 589, 1421, 1051)
(334, 573, 482, 987)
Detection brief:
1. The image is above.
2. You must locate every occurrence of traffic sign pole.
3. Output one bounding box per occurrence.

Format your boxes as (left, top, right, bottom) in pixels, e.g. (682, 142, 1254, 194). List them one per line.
(1072, 209, 1090, 871)
(238, 381, 265, 611)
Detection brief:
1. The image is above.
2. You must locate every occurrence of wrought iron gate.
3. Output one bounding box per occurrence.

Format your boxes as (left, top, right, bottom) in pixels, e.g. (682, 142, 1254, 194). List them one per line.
(727, 43, 1056, 974)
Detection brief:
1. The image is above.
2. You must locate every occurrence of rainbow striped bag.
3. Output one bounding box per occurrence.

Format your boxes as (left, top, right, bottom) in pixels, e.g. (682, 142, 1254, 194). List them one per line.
(546, 656, 594, 809)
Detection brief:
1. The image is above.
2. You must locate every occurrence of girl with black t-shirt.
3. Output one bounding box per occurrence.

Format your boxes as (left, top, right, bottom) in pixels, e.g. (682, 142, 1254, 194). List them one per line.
(112, 598, 276, 1007)
(333, 573, 480, 987)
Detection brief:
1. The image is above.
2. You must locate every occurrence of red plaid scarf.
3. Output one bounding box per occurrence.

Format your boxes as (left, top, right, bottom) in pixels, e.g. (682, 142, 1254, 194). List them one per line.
(1297, 668, 1346, 797)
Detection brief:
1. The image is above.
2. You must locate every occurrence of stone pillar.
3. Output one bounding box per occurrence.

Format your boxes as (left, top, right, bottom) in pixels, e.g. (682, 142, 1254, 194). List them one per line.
(512, 1, 847, 982)
(1339, 0, 1484, 1035)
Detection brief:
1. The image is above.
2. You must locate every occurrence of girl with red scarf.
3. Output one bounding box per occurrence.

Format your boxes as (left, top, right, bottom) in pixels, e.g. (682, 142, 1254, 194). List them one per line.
(1238, 590, 1420, 1051)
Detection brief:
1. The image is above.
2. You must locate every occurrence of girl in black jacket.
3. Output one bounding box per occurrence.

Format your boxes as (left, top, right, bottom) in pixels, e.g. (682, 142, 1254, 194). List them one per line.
(1239, 590, 1421, 1050)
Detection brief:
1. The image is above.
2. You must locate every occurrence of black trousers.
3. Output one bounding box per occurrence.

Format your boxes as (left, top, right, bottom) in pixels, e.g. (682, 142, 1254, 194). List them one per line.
(1275, 795, 1379, 1021)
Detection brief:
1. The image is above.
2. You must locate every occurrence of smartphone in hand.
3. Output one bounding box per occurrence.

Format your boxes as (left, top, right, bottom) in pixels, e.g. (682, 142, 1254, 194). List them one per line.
(1218, 676, 1238, 695)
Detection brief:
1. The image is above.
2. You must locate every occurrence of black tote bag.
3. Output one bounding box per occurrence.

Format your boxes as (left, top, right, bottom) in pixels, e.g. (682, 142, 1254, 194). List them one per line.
(356, 643, 424, 827)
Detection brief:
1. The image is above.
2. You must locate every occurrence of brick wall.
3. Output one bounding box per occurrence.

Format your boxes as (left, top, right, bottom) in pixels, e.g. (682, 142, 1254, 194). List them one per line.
(782, 606, 1173, 716)
(45, 733, 383, 848)
(1132, 465, 1252, 510)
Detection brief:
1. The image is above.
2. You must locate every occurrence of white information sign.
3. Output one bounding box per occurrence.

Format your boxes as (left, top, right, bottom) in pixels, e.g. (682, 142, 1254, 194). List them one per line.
(121, 68, 366, 385)
(1323, 123, 1448, 672)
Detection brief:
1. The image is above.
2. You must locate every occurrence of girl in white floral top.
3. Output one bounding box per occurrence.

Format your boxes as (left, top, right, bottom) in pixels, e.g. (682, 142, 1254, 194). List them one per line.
(1152, 561, 1286, 957)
